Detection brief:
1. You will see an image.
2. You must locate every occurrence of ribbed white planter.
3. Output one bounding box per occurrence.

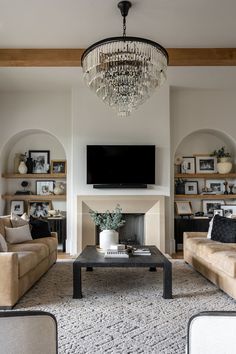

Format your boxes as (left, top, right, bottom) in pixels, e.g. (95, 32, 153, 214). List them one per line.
(99, 230, 119, 251)
(217, 157, 232, 174)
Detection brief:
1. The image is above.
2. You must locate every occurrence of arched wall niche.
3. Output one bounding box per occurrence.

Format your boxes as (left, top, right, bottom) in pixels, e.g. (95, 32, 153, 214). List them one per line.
(0, 128, 67, 215)
(174, 128, 236, 165)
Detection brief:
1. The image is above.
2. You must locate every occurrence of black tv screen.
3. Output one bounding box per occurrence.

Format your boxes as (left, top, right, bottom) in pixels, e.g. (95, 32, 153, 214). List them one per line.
(87, 145, 155, 185)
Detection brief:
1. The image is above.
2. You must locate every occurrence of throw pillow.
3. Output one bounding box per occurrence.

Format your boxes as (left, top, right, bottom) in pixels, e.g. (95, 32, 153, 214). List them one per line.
(0, 216, 12, 238)
(211, 214, 236, 243)
(29, 216, 51, 239)
(5, 224, 33, 244)
(11, 212, 29, 228)
(207, 216, 215, 239)
(0, 233, 8, 252)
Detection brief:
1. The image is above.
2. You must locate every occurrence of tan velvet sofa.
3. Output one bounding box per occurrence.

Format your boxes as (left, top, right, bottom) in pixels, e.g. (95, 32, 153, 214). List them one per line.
(0, 217, 58, 309)
(184, 231, 236, 300)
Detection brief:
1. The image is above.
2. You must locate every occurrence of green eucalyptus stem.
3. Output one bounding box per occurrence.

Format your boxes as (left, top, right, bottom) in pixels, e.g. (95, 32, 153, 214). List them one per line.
(89, 204, 126, 231)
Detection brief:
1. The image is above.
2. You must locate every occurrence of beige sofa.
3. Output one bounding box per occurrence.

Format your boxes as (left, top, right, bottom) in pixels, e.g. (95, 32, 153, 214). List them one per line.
(0, 216, 58, 309)
(184, 231, 236, 300)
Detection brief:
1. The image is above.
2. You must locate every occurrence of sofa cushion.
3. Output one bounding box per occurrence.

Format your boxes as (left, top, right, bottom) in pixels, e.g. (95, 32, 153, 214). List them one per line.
(185, 237, 215, 254)
(5, 224, 32, 244)
(211, 215, 236, 243)
(29, 216, 51, 239)
(24, 237, 58, 254)
(8, 242, 49, 262)
(195, 241, 236, 259)
(17, 252, 38, 277)
(0, 216, 11, 238)
(11, 213, 29, 228)
(0, 234, 8, 252)
(209, 251, 236, 277)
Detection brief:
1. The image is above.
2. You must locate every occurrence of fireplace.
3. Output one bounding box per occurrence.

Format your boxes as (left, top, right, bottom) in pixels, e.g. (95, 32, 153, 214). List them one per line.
(77, 195, 165, 253)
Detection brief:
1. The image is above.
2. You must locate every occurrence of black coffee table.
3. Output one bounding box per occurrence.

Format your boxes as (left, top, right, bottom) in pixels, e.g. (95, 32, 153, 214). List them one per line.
(73, 245, 172, 299)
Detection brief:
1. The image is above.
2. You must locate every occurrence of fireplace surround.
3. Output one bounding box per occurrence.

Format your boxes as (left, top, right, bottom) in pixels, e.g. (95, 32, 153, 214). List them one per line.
(77, 195, 165, 253)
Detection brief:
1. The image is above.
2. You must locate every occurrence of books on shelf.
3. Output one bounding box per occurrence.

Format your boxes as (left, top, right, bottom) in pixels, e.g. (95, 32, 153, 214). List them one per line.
(104, 249, 129, 258)
(133, 248, 151, 256)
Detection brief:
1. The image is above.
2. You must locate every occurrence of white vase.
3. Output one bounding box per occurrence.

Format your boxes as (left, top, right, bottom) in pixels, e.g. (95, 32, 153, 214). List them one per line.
(53, 182, 65, 195)
(217, 158, 232, 174)
(99, 230, 119, 251)
(18, 161, 27, 174)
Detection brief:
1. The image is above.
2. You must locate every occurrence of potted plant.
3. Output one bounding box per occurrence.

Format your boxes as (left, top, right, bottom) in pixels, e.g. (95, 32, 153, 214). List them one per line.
(211, 146, 232, 174)
(89, 204, 126, 250)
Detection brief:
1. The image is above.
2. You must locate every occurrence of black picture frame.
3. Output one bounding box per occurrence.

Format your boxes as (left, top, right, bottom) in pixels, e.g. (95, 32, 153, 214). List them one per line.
(29, 150, 50, 174)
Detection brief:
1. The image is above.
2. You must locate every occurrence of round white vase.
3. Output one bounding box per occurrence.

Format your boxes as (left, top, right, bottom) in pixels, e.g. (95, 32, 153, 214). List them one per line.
(99, 230, 119, 251)
(18, 161, 27, 174)
(217, 158, 232, 174)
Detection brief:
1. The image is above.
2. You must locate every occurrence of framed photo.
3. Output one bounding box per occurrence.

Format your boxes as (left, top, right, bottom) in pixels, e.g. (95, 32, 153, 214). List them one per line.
(196, 156, 217, 173)
(36, 180, 55, 195)
(181, 157, 195, 174)
(221, 205, 236, 217)
(206, 180, 224, 194)
(11, 200, 24, 215)
(29, 150, 50, 174)
(202, 200, 225, 216)
(175, 201, 192, 216)
(214, 209, 224, 216)
(51, 160, 66, 174)
(28, 201, 52, 217)
(185, 181, 198, 195)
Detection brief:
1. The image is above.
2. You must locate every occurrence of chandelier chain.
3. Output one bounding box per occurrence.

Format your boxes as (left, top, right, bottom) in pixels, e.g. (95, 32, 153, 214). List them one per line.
(123, 16, 126, 38)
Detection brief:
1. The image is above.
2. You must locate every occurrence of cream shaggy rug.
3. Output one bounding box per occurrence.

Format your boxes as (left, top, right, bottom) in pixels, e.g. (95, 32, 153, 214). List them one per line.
(15, 261, 236, 354)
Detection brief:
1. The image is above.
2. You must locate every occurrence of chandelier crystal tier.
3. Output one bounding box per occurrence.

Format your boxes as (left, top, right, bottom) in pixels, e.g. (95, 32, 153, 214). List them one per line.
(81, 1, 168, 117)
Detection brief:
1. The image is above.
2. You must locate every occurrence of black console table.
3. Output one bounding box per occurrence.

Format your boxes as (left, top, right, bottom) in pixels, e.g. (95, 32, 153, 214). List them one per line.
(174, 217, 210, 252)
(47, 217, 67, 252)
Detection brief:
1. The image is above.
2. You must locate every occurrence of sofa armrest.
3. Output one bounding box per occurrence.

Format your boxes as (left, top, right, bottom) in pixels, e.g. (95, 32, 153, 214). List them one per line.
(0, 253, 18, 307)
(184, 232, 207, 240)
(50, 232, 58, 239)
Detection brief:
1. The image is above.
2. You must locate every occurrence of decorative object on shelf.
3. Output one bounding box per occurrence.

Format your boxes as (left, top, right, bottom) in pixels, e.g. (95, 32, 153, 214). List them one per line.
(175, 178, 186, 195)
(29, 150, 50, 174)
(181, 157, 195, 174)
(10, 200, 24, 215)
(25, 156, 34, 174)
(174, 155, 183, 174)
(195, 156, 217, 174)
(211, 146, 232, 174)
(28, 201, 52, 217)
(36, 180, 55, 195)
(53, 182, 65, 195)
(89, 204, 126, 251)
(223, 181, 229, 195)
(15, 181, 31, 195)
(184, 181, 198, 195)
(51, 160, 66, 174)
(202, 199, 225, 216)
(175, 201, 193, 216)
(214, 209, 224, 216)
(48, 209, 62, 217)
(14, 153, 24, 173)
(81, 1, 168, 117)
(18, 161, 27, 174)
(221, 205, 236, 217)
(205, 179, 225, 194)
(229, 184, 234, 195)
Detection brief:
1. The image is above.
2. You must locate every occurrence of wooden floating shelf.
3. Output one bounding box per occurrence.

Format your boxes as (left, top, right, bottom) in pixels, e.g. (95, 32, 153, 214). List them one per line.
(1, 194, 66, 201)
(2, 173, 66, 179)
(175, 173, 236, 179)
(175, 194, 236, 200)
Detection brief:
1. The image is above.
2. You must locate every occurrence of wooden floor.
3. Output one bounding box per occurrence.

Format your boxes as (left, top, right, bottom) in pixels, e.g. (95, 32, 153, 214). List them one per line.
(172, 251, 183, 259)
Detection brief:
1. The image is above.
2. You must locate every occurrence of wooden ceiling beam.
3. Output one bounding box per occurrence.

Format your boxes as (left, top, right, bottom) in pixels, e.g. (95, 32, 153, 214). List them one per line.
(1, 48, 236, 67)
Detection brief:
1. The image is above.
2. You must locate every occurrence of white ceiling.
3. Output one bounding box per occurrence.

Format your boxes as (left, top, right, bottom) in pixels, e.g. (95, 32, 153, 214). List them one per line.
(1, 0, 236, 91)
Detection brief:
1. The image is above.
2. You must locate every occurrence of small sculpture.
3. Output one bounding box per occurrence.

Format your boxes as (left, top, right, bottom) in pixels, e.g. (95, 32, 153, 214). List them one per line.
(223, 181, 229, 195)
(229, 184, 234, 195)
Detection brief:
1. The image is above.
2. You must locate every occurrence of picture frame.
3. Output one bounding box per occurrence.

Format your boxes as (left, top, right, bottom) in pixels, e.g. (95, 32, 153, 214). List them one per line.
(51, 160, 66, 174)
(181, 156, 195, 174)
(221, 205, 236, 217)
(213, 209, 224, 216)
(29, 150, 50, 174)
(36, 180, 55, 195)
(28, 201, 52, 217)
(205, 179, 224, 194)
(196, 156, 217, 173)
(175, 201, 192, 216)
(184, 181, 198, 195)
(11, 200, 24, 215)
(202, 200, 225, 216)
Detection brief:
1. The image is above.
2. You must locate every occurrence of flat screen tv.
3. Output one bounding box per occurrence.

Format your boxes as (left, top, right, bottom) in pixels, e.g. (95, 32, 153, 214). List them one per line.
(87, 145, 155, 188)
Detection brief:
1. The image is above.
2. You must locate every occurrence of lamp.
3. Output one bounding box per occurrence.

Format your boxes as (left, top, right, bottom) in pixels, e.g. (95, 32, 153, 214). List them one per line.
(81, 1, 168, 117)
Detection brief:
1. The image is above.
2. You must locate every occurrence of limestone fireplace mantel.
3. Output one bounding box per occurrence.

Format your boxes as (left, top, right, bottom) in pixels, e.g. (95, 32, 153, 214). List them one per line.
(77, 195, 165, 253)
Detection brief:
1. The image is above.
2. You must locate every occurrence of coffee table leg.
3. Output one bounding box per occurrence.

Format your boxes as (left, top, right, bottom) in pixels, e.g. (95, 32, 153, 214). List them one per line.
(149, 267, 157, 272)
(86, 267, 93, 271)
(163, 261, 172, 299)
(73, 263, 82, 299)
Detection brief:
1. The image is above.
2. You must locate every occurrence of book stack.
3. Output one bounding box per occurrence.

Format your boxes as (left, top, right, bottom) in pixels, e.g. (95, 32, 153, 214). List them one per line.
(133, 248, 151, 256)
(104, 249, 129, 258)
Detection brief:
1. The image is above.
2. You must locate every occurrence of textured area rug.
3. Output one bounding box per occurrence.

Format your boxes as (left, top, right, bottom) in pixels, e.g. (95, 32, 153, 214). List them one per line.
(16, 261, 236, 354)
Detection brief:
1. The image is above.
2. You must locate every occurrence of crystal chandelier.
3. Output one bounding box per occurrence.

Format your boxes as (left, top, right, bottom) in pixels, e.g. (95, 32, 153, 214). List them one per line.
(81, 1, 168, 117)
